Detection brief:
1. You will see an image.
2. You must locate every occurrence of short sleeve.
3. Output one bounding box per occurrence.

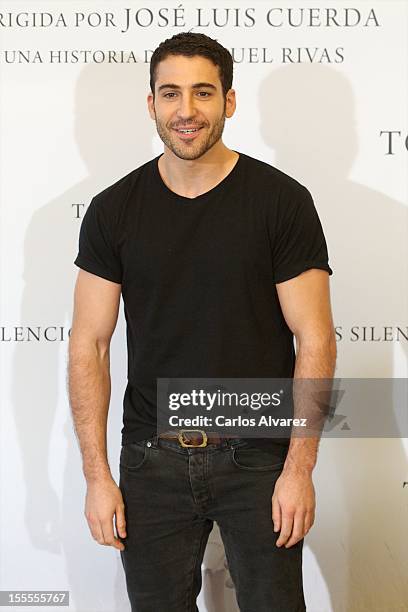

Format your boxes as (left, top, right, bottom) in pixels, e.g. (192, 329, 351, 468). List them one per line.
(74, 197, 123, 284)
(271, 185, 333, 284)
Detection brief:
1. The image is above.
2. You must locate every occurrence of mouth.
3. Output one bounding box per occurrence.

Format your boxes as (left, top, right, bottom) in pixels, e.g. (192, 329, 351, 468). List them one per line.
(172, 126, 203, 140)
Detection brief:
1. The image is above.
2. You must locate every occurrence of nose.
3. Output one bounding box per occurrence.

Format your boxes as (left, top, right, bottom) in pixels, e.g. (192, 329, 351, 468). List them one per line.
(176, 93, 197, 121)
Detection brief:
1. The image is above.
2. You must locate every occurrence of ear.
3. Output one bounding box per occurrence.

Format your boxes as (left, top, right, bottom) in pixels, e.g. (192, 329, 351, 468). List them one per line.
(147, 92, 156, 120)
(225, 89, 236, 119)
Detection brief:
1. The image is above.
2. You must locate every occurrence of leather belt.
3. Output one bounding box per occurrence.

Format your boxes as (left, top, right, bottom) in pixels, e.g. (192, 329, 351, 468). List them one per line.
(159, 429, 239, 448)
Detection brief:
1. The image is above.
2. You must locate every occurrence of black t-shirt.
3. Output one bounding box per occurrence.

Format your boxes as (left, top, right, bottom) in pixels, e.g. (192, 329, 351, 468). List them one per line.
(74, 151, 333, 445)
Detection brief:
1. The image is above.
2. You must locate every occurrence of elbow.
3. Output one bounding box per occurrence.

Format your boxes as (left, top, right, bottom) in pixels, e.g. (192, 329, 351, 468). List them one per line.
(68, 329, 110, 363)
(296, 328, 337, 361)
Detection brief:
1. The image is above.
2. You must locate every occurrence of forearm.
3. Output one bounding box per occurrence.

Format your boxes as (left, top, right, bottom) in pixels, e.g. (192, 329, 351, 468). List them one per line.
(68, 337, 112, 484)
(284, 335, 337, 474)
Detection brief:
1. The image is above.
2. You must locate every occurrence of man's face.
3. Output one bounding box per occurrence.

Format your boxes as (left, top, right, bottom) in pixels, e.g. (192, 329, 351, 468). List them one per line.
(147, 54, 236, 160)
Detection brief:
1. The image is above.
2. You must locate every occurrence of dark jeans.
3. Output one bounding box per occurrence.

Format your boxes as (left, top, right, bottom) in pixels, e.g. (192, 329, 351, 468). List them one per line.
(119, 435, 306, 612)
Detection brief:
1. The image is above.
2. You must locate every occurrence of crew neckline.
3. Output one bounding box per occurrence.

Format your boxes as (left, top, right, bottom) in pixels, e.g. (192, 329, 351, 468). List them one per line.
(154, 150, 242, 205)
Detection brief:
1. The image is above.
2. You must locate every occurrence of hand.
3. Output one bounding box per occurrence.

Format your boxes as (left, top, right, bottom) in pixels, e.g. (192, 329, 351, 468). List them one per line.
(271, 467, 315, 548)
(84, 477, 127, 551)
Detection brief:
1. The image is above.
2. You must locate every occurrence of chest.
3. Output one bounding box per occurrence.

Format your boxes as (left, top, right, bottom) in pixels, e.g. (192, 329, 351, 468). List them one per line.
(119, 195, 273, 295)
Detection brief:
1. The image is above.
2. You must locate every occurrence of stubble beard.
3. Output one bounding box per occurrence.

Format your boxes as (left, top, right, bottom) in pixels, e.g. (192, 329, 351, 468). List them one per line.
(154, 106, 227, 161)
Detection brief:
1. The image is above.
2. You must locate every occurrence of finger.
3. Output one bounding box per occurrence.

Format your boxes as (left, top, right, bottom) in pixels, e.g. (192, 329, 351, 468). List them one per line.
(115, 504, 127, 539)
(271, 495, 281, 533)
(303, 510, 315, 535)
(113, 536, 125, 551)
(276, 513, 294, 547)
(100, 520, 119, 548)
(285, 513, 305, 548)
(102, 519, 125, 551)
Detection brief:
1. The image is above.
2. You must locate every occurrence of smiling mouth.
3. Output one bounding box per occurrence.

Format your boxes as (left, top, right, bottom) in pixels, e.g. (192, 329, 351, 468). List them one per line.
(173, 125, 202, 134)
(172, 126, 203, 137)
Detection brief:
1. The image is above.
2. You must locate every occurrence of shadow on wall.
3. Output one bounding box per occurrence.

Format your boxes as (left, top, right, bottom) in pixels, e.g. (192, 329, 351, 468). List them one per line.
(12, 58, 408, 612)
(259, 62, 408, 612)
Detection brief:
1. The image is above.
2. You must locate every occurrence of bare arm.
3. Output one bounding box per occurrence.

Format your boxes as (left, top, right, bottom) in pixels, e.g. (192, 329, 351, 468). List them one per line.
(272, 268, 337, 547)
(278, 268, 337, 472)
(68, 269, 126, 550)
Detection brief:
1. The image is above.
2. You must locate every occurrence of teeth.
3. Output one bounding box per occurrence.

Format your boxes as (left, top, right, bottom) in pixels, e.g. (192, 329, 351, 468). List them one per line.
(178, 128, 199, 133)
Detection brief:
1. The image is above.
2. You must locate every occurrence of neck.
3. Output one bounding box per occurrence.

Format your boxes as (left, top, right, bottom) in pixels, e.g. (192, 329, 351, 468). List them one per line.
(158, 142, 239, 199)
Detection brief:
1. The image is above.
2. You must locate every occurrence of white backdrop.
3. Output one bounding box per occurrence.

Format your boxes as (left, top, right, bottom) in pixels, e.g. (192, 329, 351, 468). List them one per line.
(1, 1, 407, 611)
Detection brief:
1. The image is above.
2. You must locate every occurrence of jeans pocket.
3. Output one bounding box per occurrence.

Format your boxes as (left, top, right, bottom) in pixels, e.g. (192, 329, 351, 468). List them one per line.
(232, 445, 287, 472)
(120, 441, 149, 472)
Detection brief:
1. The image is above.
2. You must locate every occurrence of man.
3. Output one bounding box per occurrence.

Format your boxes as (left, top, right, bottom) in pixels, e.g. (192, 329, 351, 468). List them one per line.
(69, 32, 336, 611)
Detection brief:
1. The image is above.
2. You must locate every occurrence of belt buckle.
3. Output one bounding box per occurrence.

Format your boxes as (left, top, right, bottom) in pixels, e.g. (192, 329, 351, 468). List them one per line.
(178, 429, 208, 448)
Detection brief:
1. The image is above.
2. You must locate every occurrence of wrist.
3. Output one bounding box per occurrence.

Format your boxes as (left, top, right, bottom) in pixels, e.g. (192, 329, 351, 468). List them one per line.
(283, 455, 315, 476)
(84, 468, 113, 485)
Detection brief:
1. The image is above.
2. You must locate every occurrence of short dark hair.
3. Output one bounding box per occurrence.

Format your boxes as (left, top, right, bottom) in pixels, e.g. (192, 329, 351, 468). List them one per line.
(150, 32, 233, 98)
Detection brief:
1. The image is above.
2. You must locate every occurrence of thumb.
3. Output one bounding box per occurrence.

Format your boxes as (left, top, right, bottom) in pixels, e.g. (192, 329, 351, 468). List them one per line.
(271, 496, 281, 533)
(115, 504, 127, 538)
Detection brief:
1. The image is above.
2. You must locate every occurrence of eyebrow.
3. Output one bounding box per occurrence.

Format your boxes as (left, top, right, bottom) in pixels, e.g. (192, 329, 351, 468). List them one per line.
(157, 82, 217, 92)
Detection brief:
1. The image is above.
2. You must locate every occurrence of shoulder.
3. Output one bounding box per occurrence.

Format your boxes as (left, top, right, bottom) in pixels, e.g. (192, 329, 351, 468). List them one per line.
(239, 152, 311, 202)
(91, 156, 157, 216)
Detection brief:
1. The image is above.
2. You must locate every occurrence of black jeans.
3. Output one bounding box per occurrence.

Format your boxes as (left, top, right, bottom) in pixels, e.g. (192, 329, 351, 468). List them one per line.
(119, 435, 306, 612)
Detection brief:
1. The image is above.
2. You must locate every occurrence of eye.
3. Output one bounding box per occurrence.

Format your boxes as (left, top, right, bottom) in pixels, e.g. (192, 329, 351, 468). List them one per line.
(163, 92, 177, 98)
(197, 91, 210, 97)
